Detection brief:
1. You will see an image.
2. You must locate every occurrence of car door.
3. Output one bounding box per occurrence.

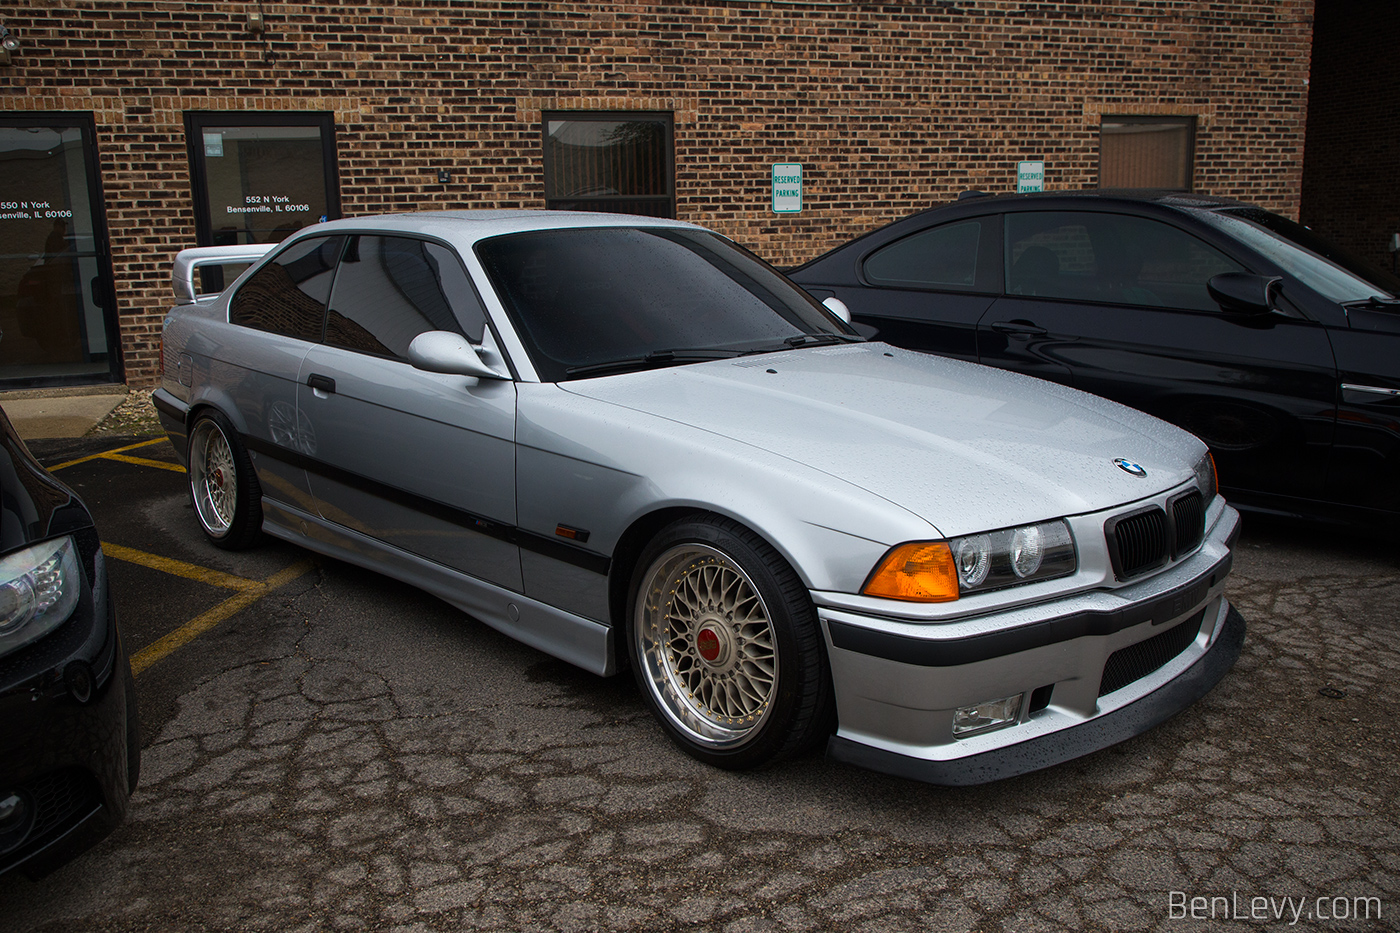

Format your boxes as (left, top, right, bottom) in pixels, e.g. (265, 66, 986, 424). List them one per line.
(217, 234, 345, 515)
(978, 210, 1338, 504)
(1325, 306, 1400, 516)
(295, 234, 521, 590)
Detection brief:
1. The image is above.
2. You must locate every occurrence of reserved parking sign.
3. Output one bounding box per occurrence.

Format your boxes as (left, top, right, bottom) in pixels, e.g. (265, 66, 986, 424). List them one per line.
(772, 163, 802, 213)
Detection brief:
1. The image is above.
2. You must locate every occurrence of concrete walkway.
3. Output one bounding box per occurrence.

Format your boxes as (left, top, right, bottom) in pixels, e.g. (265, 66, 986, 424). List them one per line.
(0, 386, 128, 440)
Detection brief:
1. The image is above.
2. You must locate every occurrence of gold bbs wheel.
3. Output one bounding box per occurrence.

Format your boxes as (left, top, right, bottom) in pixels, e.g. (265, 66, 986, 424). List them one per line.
(635, 543, 779, 750)
(186, 411, 263, 550)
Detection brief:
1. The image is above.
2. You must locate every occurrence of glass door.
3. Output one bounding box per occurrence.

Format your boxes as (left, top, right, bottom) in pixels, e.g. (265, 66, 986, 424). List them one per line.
(184, 112, 341, 293)
(0, 114, 121, 387)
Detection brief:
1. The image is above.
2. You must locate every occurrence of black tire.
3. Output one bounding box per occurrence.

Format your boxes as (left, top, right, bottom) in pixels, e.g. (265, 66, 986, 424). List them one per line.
(187, 410, 263, 550)
(626, 515, 834, 769)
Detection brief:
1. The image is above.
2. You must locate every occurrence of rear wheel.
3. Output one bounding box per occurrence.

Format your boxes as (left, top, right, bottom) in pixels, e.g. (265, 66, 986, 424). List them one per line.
(627, 516, 833, 769)
(187, 411, 262, 550)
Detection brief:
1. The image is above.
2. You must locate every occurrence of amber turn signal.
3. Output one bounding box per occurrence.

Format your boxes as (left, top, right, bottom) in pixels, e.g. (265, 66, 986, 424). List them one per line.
(862, 541, 960, 602)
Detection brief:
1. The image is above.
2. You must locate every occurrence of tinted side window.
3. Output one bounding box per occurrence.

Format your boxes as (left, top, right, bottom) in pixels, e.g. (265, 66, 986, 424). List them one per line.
(229, 235, 344, 340)
(864, 220, 982, 290)
(1006, 212, 1242, 311)
(325, 236, 486, 359)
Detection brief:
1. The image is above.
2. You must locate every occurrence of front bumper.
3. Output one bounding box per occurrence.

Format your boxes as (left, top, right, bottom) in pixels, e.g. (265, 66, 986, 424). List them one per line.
(0, 534, 137, 877)
(820, 502, 1243, 785)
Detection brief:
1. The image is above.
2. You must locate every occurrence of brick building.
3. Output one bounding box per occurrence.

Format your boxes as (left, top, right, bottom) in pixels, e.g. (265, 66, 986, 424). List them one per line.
(0, 1, 1316, 390)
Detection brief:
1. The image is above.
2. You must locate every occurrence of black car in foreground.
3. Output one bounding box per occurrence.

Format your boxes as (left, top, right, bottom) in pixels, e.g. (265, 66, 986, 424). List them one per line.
(789, 191, 1400, 528)
(0, 407, 138, 878)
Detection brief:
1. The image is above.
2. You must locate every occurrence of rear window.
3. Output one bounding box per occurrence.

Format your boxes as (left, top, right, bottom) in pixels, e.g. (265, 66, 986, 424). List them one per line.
(863, 220, 983, 290)
(229, 235, 344, 341)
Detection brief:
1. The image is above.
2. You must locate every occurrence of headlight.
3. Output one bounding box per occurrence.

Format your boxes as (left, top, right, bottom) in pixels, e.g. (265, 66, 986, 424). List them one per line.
(0, 537, 81, 658)
(863, 520, 1076, 602)
(1194, 450, 1218, 501)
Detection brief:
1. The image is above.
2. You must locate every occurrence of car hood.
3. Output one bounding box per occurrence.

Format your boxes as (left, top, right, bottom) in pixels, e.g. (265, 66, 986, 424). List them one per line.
(559, 343, 1204, 537)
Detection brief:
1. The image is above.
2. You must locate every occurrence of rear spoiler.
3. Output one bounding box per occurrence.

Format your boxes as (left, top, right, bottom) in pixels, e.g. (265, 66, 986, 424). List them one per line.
(172, 244, 276, 305)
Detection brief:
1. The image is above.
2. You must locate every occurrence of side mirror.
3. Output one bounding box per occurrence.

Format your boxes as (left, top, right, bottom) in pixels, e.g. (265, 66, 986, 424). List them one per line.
(407, 331, 508, 380)
(822, 296, 852, 323)
(1208, 273, 1283, 316)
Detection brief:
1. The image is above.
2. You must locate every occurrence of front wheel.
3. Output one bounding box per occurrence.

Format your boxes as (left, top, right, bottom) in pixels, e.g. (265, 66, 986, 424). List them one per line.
(187, 411, 262, 550)
(627, 516, 834, 769)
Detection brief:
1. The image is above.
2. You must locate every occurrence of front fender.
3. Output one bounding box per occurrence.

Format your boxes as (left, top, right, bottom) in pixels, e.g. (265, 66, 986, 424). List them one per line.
(515, 384, 940, 595)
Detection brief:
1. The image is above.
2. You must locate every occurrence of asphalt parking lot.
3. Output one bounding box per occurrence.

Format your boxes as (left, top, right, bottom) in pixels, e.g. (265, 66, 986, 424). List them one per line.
(2, 434, 1396, 932)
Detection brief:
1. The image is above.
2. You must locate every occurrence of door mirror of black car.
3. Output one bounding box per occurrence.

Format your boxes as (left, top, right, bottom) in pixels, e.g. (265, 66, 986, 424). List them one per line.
(1208, 273, 1283, 316)
(822, 296, 852, 323)
(407, 331, 508, 380)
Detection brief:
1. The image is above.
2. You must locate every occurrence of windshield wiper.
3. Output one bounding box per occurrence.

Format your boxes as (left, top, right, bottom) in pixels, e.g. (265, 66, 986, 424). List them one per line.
(784, 332, 864, 347)
(739, 333, 865, 356)
(564, 348, 740, 379)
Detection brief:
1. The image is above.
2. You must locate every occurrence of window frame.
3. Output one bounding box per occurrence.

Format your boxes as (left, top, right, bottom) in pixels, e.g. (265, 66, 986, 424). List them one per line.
(230, 230, 516, 375)
(1098, 115, 1197, 192)
(541, 111, 676, 218)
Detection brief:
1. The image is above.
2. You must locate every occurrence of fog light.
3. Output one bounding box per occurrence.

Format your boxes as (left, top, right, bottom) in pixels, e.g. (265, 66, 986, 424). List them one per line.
(953, 693, 1023, 737)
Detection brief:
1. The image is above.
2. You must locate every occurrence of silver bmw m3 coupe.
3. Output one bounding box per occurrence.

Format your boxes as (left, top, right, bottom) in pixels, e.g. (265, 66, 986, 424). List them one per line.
(153, 210, 1243, 785)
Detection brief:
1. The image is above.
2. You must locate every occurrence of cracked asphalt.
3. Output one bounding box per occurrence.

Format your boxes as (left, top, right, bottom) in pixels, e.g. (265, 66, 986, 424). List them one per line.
(2, 437, 1395, 931)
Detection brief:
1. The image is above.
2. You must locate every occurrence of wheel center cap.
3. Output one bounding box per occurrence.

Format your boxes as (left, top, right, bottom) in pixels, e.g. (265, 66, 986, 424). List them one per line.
(696, 622, 728, 665)
(212, 468, 224, 488)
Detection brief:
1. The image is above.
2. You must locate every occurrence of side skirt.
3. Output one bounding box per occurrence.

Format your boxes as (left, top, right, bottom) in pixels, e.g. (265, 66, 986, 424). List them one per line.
(261, 499, 617, 676)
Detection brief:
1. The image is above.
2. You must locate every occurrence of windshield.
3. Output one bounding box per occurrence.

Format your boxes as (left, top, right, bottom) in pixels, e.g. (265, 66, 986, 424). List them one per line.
(475, 227, 851, 381)
(1200, 207, 1400, 304)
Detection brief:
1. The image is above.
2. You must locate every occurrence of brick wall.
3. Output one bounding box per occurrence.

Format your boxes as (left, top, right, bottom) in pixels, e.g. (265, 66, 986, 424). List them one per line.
(1, 0, 1315, 387)
(1300, 0, 1400, 274)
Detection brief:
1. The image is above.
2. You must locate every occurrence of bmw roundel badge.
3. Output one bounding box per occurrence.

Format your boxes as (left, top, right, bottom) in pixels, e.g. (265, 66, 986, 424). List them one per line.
(1113, 457, 1147, 477)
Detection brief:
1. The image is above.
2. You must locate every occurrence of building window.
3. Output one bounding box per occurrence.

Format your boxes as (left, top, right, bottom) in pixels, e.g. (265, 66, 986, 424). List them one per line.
(543, 113, 675, 218)
(1099, 116, 1196, 190)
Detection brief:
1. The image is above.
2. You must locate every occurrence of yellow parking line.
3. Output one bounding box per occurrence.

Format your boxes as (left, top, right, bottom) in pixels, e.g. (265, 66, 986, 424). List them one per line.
(103, 453, 186, 472)
(49, 437, 170, 472)
(129, 559, 314, 677)
(102, 542, 262, 591)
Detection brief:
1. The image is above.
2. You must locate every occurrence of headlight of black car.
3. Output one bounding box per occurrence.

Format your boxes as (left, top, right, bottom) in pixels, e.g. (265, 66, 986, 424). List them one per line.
(863, 520, 1077, 602)
(1194, 450, 1218, 501)
(0, 536, 81, 659)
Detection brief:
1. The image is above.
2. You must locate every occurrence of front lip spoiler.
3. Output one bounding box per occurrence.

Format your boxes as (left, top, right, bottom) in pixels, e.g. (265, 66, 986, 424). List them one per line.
(825, 603, 1245, 786)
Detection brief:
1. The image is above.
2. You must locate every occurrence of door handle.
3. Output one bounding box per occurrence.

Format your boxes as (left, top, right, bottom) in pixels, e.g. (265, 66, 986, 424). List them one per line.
(306, 374, 336, 394)
(990, 320, 1048, 337)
